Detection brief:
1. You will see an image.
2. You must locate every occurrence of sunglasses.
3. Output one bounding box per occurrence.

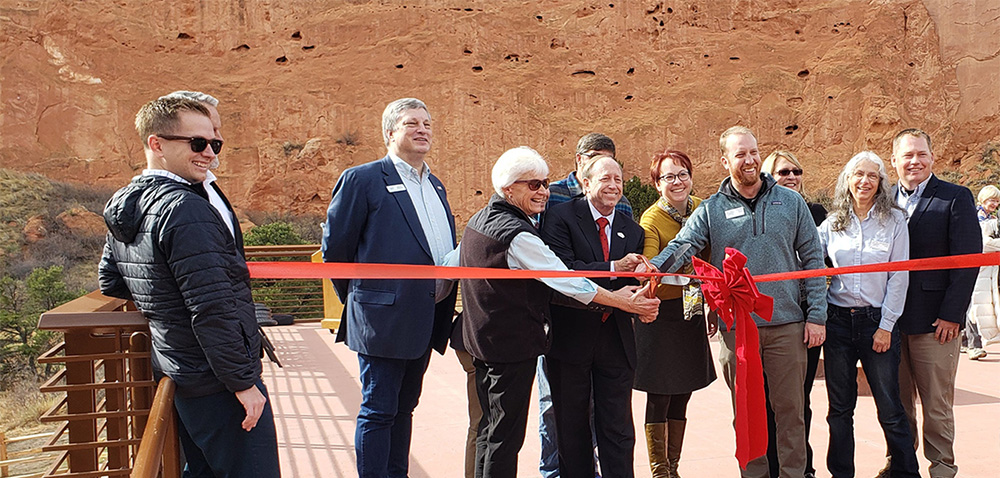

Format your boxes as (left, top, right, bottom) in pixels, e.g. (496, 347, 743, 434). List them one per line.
(776, 168, 803, 177)
(157, 135, 224, 154)
(513, 179, 550, 191)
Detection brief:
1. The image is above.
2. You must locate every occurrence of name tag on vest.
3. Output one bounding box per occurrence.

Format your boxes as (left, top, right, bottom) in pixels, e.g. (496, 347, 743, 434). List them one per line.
(725, 207, 746, 219)
(386, 184, 406, 193)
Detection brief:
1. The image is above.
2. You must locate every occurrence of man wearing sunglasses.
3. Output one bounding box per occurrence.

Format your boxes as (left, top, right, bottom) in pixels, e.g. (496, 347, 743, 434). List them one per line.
(99, 96, 280, 477)
(160, 91, 237, 240)
(322, 98, 458, 478)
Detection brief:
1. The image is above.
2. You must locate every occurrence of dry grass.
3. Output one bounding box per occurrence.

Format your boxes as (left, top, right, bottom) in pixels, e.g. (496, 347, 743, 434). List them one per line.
(0, 381, 59, 434)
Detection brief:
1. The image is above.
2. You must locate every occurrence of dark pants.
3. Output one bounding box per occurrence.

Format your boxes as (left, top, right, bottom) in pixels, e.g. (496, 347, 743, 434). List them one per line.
(174, 379, 280, 478)
(548, 321, 635, 478)
(475, 357, 537, 478)
(824, 305, 919, 478)
(355, 350, 432, 478)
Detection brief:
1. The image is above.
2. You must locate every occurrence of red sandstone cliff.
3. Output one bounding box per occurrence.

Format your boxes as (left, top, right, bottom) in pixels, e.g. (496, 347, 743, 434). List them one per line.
(1, 0, 998, 224)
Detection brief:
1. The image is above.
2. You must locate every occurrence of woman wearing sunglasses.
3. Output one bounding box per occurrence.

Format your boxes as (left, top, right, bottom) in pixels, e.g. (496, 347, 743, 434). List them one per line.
(759, 150, 826, 478)
(455, 146, 660, 476)
(635, 149, 716, 478)
(818, 152, 919, 478)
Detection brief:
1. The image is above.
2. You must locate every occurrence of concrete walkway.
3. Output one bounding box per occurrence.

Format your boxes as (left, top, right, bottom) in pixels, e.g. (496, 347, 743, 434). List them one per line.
(261, 323, 1000, 477)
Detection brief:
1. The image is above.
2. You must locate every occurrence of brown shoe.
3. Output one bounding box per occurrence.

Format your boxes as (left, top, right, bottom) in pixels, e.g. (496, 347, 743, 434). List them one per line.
(645, 423, 670, 478)
(667, 419, 687, 478)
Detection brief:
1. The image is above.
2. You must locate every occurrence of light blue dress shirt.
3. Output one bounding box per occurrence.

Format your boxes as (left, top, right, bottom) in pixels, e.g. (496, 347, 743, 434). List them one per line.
(818, 208, 910, 331)
(895, 175, 932, 219)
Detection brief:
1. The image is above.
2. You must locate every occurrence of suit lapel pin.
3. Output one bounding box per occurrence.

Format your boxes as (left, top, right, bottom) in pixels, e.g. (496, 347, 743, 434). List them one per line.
(617, 232, 625, 239)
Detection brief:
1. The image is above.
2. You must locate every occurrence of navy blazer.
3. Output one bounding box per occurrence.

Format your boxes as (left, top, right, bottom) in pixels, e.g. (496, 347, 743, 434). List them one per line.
(540, 197, 643, 367)
(322, 156, 457, 359)
(893, 175, 981, 334)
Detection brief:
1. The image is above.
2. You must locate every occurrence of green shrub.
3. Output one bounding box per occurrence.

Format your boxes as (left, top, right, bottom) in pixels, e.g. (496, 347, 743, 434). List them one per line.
(623, 175, 659, 221)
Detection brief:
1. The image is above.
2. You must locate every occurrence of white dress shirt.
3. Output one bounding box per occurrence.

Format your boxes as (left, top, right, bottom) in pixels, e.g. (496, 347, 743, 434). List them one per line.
(442, 235, 599, 305)
(818, 208, 910, 331)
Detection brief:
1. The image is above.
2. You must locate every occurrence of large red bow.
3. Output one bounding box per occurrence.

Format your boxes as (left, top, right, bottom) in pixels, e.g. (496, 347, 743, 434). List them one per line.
(692, 248, 773, 470)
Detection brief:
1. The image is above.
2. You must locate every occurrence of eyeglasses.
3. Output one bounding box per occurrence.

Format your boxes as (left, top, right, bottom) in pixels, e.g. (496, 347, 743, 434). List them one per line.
(157, 135, 224, 154)
(580, 151, 614, 160)
(776, 168, 803, 177)
(513, 179, 550, 191)
(658, 171, 691, 183)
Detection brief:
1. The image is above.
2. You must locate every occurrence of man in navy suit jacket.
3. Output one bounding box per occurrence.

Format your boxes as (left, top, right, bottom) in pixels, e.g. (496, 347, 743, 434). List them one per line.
(322, 98, 457, 478)
(541, 156, 647, 478)
(888, 128, 980, 478)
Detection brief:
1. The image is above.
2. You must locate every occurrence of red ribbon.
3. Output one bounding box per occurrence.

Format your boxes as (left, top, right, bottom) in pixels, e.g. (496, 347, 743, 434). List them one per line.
(693, 248, 772, 469)
(247, 250, 1000, 469)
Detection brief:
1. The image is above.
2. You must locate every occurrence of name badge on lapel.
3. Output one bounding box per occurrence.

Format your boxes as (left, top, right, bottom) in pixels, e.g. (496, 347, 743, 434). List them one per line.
(386, 184, 406, 193)
(725, 207, 746, 219)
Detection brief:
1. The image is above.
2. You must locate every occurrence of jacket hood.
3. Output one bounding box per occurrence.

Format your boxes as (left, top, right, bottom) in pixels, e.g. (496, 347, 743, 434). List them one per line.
(103, 175, 188, 243)
(717, 172, 777, 199)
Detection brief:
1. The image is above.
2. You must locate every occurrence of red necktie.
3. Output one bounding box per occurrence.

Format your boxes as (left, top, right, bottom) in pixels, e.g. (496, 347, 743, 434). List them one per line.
(596, 217, 610, 322)
(596, 217, 609, 261)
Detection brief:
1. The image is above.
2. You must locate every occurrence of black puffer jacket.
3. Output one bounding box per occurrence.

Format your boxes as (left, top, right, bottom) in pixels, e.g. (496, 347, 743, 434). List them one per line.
(99, 175, 261, 398)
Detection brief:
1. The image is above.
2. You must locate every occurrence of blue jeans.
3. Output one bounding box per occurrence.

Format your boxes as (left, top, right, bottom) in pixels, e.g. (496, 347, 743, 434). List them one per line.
(538, 355, 601, 478)
(174, 379, 280, 478)
(823, 305, 919, 478)
(537, 356, 560, 477)
(356, 350, 432, 478)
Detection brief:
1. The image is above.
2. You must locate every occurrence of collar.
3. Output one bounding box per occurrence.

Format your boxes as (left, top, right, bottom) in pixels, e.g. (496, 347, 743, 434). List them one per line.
(587, 198, 615, 226)
(389, 151, 429, 179)
(204, 170, 218, 186)
(142, 169, 191, 185)
(565, 171, 583, 195)
(897, 174, 932, 198)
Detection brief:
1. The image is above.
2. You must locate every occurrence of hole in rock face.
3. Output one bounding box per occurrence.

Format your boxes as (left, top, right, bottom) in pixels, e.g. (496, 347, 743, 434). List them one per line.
(395, 64, 404, 69)
(291, 31, 301, 39)
(908, 62, 915, 67)
(624, 95, 633, 101)
(536, 15, 543, 21)
(626, 67, 635, 75)
(472, 66, 483, 72)
(464, 48, 472, 54)
(795, 29, 801, 34)
(784, 124, 799, 135)
(232, 44, 250, 51)
(275, 56, 287, 63)
(177, 32, 192, 39)
(302, 45, 314, 50)
(797, 69, 809, 77)
(667, 7, 673, 13)
(572, 70, 596, 77)
(729, 57, 739, 60)
(475, 190, 483, 196)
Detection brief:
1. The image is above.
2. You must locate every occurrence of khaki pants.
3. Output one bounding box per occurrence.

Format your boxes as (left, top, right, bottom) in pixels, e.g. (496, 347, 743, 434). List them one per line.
(899, 332, 960, 478)
(456, 350, 482, 478)
(719, 321, 807, 478)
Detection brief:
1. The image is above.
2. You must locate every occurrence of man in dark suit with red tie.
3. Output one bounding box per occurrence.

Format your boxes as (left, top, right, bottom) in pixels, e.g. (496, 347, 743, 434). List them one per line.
(540, 155, 647, 478)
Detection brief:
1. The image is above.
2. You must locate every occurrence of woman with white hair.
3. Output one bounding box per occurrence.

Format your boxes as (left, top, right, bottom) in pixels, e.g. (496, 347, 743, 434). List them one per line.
(964, 185, 1000, 358)
(818, 151, 919, 478)
(456, 146, 660, 477)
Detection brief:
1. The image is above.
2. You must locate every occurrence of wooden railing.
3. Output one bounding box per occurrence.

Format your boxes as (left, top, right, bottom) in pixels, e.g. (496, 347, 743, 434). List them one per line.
(130, 378, 178, 478)
(35, 291, 164, 477)
(0, 431, 57, 478)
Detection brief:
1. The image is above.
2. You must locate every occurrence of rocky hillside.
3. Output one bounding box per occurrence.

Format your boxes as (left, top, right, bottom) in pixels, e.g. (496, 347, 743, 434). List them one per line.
(2, 0, 998, 225)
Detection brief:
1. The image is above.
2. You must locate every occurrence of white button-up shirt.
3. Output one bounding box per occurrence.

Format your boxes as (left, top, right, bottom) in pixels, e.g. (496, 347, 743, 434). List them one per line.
(818, 208, 910, 331)
(895, 175, 932, 220)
